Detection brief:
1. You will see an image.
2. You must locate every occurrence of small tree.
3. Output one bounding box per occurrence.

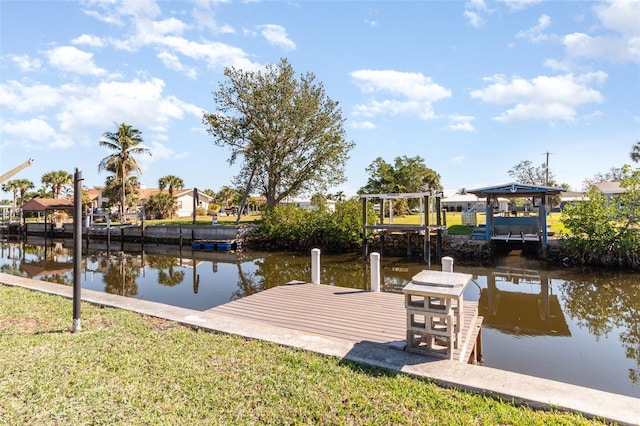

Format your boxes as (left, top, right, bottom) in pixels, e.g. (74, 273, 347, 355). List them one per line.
(145, 193, 178, 219)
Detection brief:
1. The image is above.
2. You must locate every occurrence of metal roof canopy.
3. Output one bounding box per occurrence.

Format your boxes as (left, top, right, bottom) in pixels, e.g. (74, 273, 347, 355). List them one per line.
(21, 198, 74, 212)
(468, 182, 565, 197)
(466, 182, 566, 246)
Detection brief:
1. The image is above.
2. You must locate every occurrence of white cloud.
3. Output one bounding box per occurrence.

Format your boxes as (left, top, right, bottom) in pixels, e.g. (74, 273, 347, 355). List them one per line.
(561, 0, 640, 64)
(72, 34, 105, 48)
(516, 14, 551, 43)
(499, 0, 544, 11)
(258, 24, 296, 50)
(190, 1, 235, 33)
(1, 118, 57, 142)
(464, 10, 485, 28)
(46, 46, 107, 76)
(137, 140, 189, 170)
(464, 0, 487, 28)
(350, 70, 451, 120)
(9, 54, 41, 72)
(350, 121, 376, 130)
(564, 32, 640, 63)
(365, 9, 379, 27)
(0, 81, 65, 113)
(157, 50, 198, 79)
(444, 115, 476, 132)
(596, 0, 640, 35)
(470, 72, 606, 123)
(55, 78, 196, 134)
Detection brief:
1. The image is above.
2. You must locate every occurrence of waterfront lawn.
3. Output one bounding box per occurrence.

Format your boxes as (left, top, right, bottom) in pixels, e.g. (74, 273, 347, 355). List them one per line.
(0, 285, 604, 425)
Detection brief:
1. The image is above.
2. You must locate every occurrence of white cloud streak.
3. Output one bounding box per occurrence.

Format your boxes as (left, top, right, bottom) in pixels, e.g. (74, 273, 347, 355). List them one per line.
(470, 72, 607, 123)
(350, 70, 451, 120)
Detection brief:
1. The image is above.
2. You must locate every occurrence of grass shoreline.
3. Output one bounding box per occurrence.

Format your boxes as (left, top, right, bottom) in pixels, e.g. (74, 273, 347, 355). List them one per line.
(0, 284, 603, 425)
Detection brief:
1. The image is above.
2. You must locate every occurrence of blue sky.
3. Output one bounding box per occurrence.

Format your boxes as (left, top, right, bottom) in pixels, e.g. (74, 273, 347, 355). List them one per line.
(1, 0, 639, 199)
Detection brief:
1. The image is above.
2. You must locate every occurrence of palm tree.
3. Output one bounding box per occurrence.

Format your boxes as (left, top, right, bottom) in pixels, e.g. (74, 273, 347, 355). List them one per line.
(98, 123, 151, 221)
(217, 186, 237, 208)
(456, 187, 468, 195)
(158, 175, 184, 197)
(41, 170, 72, 198)
(631, 141, 640, 163)
(334, 190, 345, 202)
(1, 180, 20, 221)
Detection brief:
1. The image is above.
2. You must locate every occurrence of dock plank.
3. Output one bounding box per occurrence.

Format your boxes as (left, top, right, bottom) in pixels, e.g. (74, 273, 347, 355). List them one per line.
(210, 283, 481, 363)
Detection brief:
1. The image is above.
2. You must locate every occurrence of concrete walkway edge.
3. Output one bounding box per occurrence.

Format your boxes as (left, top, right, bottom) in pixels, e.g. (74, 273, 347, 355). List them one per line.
(1, 273, 638, 425)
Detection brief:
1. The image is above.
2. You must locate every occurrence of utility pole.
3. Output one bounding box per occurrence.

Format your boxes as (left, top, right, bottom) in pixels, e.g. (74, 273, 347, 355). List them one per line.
(72, 168, 83, 333)
(544, 151, 551, 185)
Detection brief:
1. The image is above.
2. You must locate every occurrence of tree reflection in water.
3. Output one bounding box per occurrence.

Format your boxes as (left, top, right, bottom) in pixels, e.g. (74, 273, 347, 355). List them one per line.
(560, 276, 640, 383)
(146, 255, 185, 287)
(102, 253, 142, 297)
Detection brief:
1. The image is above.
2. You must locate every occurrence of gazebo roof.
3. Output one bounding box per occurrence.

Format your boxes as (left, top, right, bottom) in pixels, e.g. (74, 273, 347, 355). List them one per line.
(468, 182, 566, 197)
(21, 198, 74, 212)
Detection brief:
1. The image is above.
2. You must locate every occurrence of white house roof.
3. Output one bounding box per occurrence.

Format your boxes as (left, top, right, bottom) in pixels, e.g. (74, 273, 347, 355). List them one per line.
(592, 181, 623, 195)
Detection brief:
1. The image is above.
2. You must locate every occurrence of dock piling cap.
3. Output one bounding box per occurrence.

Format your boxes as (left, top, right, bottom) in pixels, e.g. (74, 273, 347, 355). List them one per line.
(410, 270, 472, 288)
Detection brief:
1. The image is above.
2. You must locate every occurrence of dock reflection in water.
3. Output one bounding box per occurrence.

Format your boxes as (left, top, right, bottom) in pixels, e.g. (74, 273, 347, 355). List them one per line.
(0, 239, 638, 398)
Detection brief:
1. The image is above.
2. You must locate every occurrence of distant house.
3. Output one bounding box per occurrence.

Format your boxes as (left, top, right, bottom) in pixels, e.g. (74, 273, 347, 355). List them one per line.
(87, 186, 214, 218)
(282, 197, 336, 212)
(441, 191, 508, 213)
(559, 191, 586, 210)
(591, 181, 624, 200)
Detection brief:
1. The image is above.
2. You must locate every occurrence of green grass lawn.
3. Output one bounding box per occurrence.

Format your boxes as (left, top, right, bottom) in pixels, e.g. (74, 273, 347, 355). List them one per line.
(0, 285, 604, 425)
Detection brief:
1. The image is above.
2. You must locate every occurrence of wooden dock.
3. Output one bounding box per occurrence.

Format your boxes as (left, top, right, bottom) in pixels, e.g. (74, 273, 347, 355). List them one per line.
(210, 282, 483, 363)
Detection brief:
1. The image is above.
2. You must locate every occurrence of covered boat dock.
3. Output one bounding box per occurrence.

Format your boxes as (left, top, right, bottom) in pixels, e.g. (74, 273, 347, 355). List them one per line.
(468, 183, 565, 249)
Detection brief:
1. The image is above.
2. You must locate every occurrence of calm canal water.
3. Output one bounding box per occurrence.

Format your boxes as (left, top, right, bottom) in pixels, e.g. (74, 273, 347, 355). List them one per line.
(1, 238, 639, 399)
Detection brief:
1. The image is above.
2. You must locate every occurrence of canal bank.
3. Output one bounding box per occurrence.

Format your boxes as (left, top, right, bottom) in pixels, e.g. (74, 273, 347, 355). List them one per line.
(0, 272, 637, 425)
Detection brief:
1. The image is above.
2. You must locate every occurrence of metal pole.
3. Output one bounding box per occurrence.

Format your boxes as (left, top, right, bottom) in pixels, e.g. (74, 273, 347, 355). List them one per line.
(72, 168, 83, 333)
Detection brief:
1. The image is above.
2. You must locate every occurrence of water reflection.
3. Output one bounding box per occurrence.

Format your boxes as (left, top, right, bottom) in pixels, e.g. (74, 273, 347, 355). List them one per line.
(479, 268, 571, 337)
(0, 238, 638, 398)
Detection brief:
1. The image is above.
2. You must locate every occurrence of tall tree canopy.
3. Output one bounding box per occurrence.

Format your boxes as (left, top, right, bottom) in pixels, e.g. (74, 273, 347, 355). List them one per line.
(158, 175, 184, 197)
(202, 58, 355, 210)
(98, 123, 151, 220)
(360, 156, 442, 194)
(41, 170, 72, 199)
(507, 160, 552, 186)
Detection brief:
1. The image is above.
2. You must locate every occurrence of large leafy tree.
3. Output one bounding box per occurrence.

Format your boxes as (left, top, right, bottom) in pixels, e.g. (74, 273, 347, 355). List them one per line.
(360, 156, 441, 214)
(41, 170, 72, 198)
(98, 123, 151, 221)
(360, 156, 441, 194)
(507, 160, 551, 185)
(158, 175, 184, 197)
(203, 58, 354, 211)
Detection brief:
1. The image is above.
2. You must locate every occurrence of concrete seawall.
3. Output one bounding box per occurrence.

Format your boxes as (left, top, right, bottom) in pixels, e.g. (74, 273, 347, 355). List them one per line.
(11, 223, 254, 245)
